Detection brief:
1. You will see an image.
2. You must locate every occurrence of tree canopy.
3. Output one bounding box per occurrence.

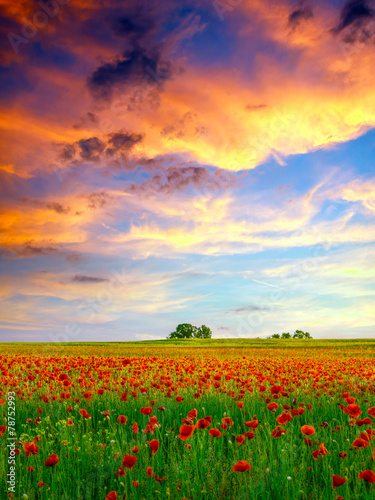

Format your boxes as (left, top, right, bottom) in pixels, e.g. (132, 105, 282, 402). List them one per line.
(167, 324, 212, 339)
(270, 330, 312, 339)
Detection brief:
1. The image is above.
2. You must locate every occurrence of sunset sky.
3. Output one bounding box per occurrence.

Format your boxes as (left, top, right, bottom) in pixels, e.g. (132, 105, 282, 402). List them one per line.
(1, 0, 375, 341)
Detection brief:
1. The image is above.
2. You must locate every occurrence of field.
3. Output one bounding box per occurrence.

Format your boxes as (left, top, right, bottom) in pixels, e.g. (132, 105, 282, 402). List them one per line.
(2, 339, 375, 500)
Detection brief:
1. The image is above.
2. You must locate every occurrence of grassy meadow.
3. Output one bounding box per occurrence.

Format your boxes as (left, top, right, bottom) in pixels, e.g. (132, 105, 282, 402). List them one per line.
(2, 339, 375, 499)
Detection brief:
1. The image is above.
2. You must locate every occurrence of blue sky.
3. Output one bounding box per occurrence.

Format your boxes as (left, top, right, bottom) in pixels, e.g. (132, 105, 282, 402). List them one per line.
(0, 0, 374, 340)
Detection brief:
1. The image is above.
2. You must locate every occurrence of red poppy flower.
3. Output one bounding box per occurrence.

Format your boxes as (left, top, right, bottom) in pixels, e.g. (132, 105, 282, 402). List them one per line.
(338, 452, 348, 460)
(117, 415, 127, 424)
(132, 422, 139, 433)
(301, 425, 315, 436)
(178, 424, 195, 441)
(187, 409, 198, 420)
(356, 418, 372, 426)
(27, 466, 34, 473)
(332, 475, 347, 489)
(223, 417, 234, 426)
(140, 407, 153, 415)
(343, 404, 362, 418)
(209, 428, 222, 437)
(266, 402, 278, 412)
(359, 470, 375, 484)
(277, 413, 292, 425)
(79, 409, 91, 419)
(120, 392, 127, 402)
(37, 481, 46, 487)
(146, 466, 154, 477)
(182, 418, 194, 425)
(244, 419, 259, 429)
(244, 431, 255, 440)
(23, 442, 39, 456)
(368, 407, 375, 418)
(0, 425, 7, 437)
(233, 460, 251, 472)
(132, 481, 141, 488)
(106, 492, 117, 500)
(122, 455, 137, 469)
(272, 426, 287, 438)
(175, 396, 183, 403)
(132, 446, 139, 453)
(197, 418, 211, 429)
(312, 443, 330, 460)
(236, 435, 245, 446)
(44, 454, 59, 467)
(66, 418, 74, 426)
(115, 467, 127, 476)
(352, 438, 370, 448)
(236, 402, 244, 409)
(270, 385, 282, 394)
(147, 439, 159, 455)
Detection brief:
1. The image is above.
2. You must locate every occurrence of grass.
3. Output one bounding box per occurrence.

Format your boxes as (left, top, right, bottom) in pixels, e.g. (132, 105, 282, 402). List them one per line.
(1, 339, 375, 499)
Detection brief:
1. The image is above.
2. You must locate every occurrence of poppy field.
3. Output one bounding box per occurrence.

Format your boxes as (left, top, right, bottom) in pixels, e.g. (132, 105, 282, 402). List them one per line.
(2, 340, 375, 500)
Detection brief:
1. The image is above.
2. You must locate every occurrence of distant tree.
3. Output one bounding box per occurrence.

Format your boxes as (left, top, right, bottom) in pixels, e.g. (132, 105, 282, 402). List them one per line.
(168, 324, 197, 339)
(269, 330, 312, 340)
(281, 332, 291, 339)
(293, 330, 312, 339)
(293, 330, 304, 339)
(194, 325, 212, 339)
(167, 324, 212, 339)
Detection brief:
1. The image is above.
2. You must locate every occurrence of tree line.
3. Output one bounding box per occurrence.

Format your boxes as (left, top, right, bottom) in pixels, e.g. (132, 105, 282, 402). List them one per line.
(166, 325, 312, 340)
(269, 330, 312, 339)
(167, 323, 212, 339)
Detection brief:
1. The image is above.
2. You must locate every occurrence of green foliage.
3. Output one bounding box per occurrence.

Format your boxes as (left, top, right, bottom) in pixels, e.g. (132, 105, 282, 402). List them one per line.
(269, 330, 312, 339)
(281, 332, 291, 339)
(167, 323, 212, 339)
(293, 330, 312, 339)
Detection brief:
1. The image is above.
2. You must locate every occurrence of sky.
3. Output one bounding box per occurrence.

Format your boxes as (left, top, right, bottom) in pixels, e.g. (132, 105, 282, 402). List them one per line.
(0, 0, 375, 342)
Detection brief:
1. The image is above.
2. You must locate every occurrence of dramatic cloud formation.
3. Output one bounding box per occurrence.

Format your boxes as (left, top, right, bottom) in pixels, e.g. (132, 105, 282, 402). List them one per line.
(0, 0, 374, 340)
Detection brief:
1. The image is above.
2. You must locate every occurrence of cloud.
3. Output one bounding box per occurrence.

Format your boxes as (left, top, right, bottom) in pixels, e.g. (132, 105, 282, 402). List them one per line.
(81, 191, 111, 210)
(14, 242, 59, 257)
(106, 132, 144, 156)
(59, 132, 144, 165)
(127, 166, 236, 195)
(19, 198, 71, 214)
(88, 50, 172, 101)
(87, 5, 169, 101)
(78, 137, 105, 161)
(288, 3, 314, 29)
(230, 305, 269, 313)
(72, 275, 109, 283)
(1, 241, 82, 262)
(87, 6, 203, 102)
(333, 0, 375, 33)
(333, 178, 375, 213)
(59, 144, 76, 162)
